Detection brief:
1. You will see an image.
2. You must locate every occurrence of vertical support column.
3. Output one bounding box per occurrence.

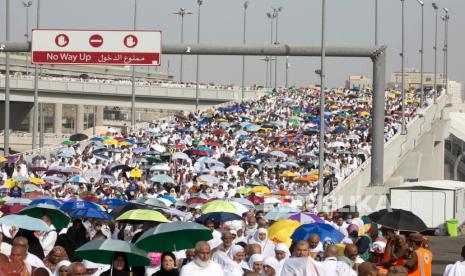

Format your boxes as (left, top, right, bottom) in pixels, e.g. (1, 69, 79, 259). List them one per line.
(76, 104, 84, 133)
(371, 48, 386, 186)
(54, 103, 62, 134)
(28, 110, 34, 133)
(95, 106, 104, 126)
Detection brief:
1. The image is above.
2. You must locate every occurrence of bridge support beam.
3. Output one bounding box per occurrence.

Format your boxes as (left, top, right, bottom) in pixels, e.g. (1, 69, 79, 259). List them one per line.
(95, 106, 104, 127)
(76, 104, 84, 133)
(54, 103, 62, 134)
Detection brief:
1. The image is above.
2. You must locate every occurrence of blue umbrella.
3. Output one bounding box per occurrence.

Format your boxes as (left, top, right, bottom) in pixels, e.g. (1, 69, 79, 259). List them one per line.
(94, 154, 109, 161)
(92, 146, 107, 153)
(90, 137, 103, 142)
(133, 147, 148, 154)
(291, 223, 345, 243)
(43, 176, 65, 183)
(196, 212, 243, 224)
(333, 126, 348, 134)
(100, 198, 125, 209)
(67, 176, 88, 184)
(158, 195, 176, 203)
(100, 175, 116, 182)
(0, 215, 49, 231)
(30, 198, 62, 208)
(61, 200, 103, 212)
(150, 174, 174, 184)
(69, 208, 113, 220)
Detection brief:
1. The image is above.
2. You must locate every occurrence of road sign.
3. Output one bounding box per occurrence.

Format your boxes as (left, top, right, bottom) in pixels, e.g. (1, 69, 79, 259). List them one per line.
(32, 29, 161, 65)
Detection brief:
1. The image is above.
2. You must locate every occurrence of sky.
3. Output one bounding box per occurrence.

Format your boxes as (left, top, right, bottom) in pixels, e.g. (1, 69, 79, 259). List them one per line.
(0, 0, 463, 88)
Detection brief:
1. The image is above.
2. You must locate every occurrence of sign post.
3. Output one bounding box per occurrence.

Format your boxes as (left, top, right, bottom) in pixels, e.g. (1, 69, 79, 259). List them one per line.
(31, 29, 161, 66)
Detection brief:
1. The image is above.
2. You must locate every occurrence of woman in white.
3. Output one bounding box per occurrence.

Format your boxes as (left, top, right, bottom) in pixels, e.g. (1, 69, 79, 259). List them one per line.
(274, 243, 290, 275)
(247, 228, 276, 258)
(248, 254, 264, 274)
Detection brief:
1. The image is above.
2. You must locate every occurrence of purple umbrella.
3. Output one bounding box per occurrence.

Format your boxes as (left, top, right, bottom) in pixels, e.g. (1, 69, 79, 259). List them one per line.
(285, 212, 324, 224)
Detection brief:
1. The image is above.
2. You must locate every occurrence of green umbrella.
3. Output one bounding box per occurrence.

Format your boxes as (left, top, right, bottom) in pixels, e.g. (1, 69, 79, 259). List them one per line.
(18, 204, 70, 229)
(116, 209, 169, 223)
(135, 221, 212, 252)
(62, 140, 76, 145)
(201, 200, 237, 214)
(146, 156, 162, 164)
(150, 174, 174, 184)
(76, 239, 149, 266)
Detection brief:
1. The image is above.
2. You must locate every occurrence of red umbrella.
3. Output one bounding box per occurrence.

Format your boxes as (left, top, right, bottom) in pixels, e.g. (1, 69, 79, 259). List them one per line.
(186, 197, 207, 205)
(82, 195, 99, 203)
(0, 205, 27, 215)
(247, 195, 264, 205)
(211, 129, 225, 135)
(206, 140, 221, 147)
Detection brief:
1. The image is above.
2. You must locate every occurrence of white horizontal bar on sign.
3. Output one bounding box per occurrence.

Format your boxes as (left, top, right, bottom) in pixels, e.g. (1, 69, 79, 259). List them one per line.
(31, 30, 161, 53)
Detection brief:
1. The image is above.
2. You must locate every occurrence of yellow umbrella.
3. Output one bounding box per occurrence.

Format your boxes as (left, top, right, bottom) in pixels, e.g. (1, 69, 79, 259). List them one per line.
(118, 141, 130, 146)
(268, 219, 301, 247)
(28, 177, 45, 185)
(280, 171, 298, 177)
(104, 139, 118, 145)
(4, 179, 19, 189)
(130, 168, 142, 178)
(0, 157, 7, 163)
(360, 111, 370, 116)
(387, 94, 396, 99)
(329, 105, 338, 110)
(251, 186, 271, 195)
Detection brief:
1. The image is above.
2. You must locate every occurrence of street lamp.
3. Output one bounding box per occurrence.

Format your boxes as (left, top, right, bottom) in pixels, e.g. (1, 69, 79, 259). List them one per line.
(416, 0, 425, 107)
(317, 0, 326, 211)
(272, 6, 283, 89)
(285, 56, 290, 88)
(131, 0, 137, 127)
(266, 11, 276, 87)
(442, 8, 449, 95)
(400, 0, 407, 135)
(32, 0, 41, 150)
(195, 0, 203, 112)
(260, 56, 275, 87)
(173, 8, 192, 83)
(22, 1, 32, 75)
(241, 1, 249, 100)
(4, 0, 11, 155)
(375, 0, 378, 46)
(432, 2, 438, 102)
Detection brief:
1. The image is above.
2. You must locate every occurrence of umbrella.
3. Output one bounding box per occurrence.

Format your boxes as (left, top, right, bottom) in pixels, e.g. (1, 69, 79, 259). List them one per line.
(144, 198, 169, 209)
(172, 152, 189, 160)
(285, 212, 324, 224)
(109, 202, 148, 218)
(231, 198, 255, 209)
(270, 151, 287, 158)
(229, 201, 249, 215)
(30, 198, 62, 208)
(368, 208, 428, 232)
(62, 140, 76, 145)
(27, 177, 45, 185)
(130, 168, 142, 178)
(94, 154, 109, 161)
(76, 239, 150, 266)
(150, 174, 174, 184)
(43, 176, 65, 184)
(135, 221, 213, 252)
(18, 204, 70, 229)
(61, 200, 103, 212)
(67, 176, 88, 184)
(150, 164, 170, 171)
(201, 200, 236, 214)
(186, 197, 207, 205)
(251, 186, 271, 195)
(5, 198, 32, 206)
(264, 197, 281, 205)
(268, 219, 301, 247)
(23, 184, 41, 193)
(196, 212, 243, 224)
(99, 198, 125, 209)
(291, 223, 345, 243)
(133, 147, 148, 154)
(197, 174, 220, 185)
(70, 133, 89, 142)
(116, 209, 169, 223)
(0, 214, 49, 232)
(69, 208, 113, 220)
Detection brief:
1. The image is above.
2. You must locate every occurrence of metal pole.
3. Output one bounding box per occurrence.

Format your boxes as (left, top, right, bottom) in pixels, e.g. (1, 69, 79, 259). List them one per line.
(375, 0, 378, 46)
(267, 13, 274, 88)
(32, 0, 40, 150)
(241, 1, 249, 100)
(444, 11, 449, 95)
(285, 56, 289, 88)
(173, 8, 192, 82)
(23, 1, 32, 75)
(195, 0, 203, 112)
(131, 0, 137, 127)
(371, 48, 387, 186)
(274, 7, 282, 89)
(317, 0, 326, 211)
(93, 106, 96, 136)
(39, 102, 44, 148)
(433, 3, 438, 102)
(418, 0, 424, 107)
(4, 0, 10, 156)
(442, 9, 449, 94)
(400, 0, 407, 135)
(263, 57, 269, 87)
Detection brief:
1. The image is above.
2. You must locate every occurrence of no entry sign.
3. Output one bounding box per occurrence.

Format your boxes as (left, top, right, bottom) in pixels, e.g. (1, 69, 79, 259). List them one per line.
(31, 29, 162, 65)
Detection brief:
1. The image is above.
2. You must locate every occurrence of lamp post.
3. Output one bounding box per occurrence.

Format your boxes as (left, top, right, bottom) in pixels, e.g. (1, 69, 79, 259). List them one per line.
(375, 0, 378, 46)
(417, 0, 425, 107)
(285, 56, 290, 88)
(173, 8, 192, 83)
(442, 8, 449, 95)
(317, 0, 326, 211)
(432, 2, 438, 102)
(32, 0, 41, 150)
(400, 0, 407, 135)
(22, 1, 32, 75)
(266, 11, 276, 87)
(260, 56, 275, 87)
(272, 6, 283, 89)
(130, 0, 137, 127)
(241, 1, 249, 100)
(4, 0, 11, 155)
(195, 0, 203, 112)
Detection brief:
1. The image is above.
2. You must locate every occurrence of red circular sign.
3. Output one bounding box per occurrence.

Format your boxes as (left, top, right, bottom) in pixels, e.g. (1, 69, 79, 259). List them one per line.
(55, 34, 69, 47)
(89, 34, 103, 48)
(124, 35, 138, 48)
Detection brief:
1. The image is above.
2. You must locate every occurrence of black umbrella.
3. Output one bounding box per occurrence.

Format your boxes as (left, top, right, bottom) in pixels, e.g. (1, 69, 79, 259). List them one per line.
(110, 202, 148, 218)
(109, 164, 131, 172)
(368, 208, 428, 232)
(196, 212, 243, 224)
(70, 133, 89, 142)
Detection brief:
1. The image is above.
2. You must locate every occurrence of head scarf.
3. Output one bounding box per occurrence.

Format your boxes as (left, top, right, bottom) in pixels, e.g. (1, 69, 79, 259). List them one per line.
(347, 224, 359, 236)
(274, 243, 291, 259)
(263, 257, 280, 276)
(248, 253, 264, 271)
(211, 251, 242, 276)
(250, 228, 268, 248)
(227, 245, 245, 262)
(157, 252, 179, 276)
(53, 260, 71, 276)
(44, 246, 69, 272)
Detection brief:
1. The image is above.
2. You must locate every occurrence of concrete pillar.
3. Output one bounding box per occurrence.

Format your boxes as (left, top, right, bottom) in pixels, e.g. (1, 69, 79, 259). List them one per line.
(54, 103, 62, 134)
(76, 104, 85, 133)
(95, 106, 104, 126)
(28, 110, 34, 133)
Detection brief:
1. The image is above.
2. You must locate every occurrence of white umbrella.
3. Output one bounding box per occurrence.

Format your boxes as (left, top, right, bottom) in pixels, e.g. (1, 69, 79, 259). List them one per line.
(198, 174, 220, 185)
(226, 165, 244, 174)
(172, 152, 189, 160)
(209, 166, 227, 173)
(229, 201, 249, 215)
(150, 164, 171, 171)
(264, 197, 281, 205)
(152, 144, 166, 153)
(270, 151, 287, 158)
